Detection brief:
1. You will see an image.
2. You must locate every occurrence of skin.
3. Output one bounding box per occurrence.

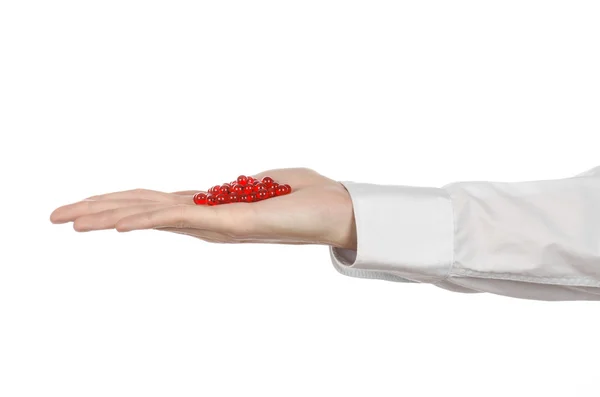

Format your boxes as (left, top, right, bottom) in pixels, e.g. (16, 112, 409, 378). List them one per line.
(50, 168, 358, 250)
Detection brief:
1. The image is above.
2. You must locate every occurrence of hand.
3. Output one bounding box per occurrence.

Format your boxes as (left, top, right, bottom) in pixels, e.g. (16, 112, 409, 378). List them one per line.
(50, 168, 357, 250)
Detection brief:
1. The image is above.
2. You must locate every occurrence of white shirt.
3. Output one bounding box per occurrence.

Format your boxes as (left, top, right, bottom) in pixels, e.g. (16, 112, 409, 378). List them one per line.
(330, 165, 600, 301)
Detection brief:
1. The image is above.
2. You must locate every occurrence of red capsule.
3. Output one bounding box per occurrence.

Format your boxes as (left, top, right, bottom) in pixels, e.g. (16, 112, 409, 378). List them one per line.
(262, 176, 274, 187)
(256, 189, 268, 200)
(237, 175, 248, 186)
(203, 178, 291, 204)
(193, 192, 208, 205)
(253, 182, 266, 192)
(216, 193, 230, 205)
(276, 185, 286, 196)
(206, 195, 217, 206)
(243, 185, 253, 195)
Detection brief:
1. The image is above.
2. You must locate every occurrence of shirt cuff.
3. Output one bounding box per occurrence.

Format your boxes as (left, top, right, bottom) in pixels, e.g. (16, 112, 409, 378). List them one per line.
(330, 181, 455, 283)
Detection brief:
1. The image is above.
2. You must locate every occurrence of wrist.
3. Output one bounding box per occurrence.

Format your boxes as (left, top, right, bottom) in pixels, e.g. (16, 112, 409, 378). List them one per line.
(326, 182, 357, 250)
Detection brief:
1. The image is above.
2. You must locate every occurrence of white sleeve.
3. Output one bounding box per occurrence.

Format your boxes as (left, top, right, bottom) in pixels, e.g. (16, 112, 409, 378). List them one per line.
(330, 166, 600, 301)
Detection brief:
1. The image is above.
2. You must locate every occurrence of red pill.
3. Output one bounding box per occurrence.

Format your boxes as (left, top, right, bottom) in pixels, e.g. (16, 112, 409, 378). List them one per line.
(206, 195, 217, 206)
(216, 194, 230, 205)
(203, 177, 292, 204)
(253, 182, 266, 192)
(256, 189, 268, 200)
(262, 176, 274, 187)
(237, 175, 248, 186)
(193, 192, 208, 205)
(276, 185, 286, 196)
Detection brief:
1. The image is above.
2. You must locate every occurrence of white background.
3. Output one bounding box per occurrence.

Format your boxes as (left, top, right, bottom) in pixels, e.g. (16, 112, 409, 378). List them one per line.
(1, 1, 599, 396)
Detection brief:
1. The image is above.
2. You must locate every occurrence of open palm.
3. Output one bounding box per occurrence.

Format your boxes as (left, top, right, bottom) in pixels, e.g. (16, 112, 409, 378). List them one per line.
(50, 168, 357, 249)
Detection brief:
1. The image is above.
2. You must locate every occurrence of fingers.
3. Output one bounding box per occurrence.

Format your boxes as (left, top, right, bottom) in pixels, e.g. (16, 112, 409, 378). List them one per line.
(50, 199, 157, 224)
(85, 188, 191, 204)
(115, 205, 239, 234)
(72, 203, 171, 231)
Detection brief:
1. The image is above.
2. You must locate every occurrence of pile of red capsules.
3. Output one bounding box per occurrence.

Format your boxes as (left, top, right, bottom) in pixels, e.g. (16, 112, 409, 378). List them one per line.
(193, 175, 292, 206)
